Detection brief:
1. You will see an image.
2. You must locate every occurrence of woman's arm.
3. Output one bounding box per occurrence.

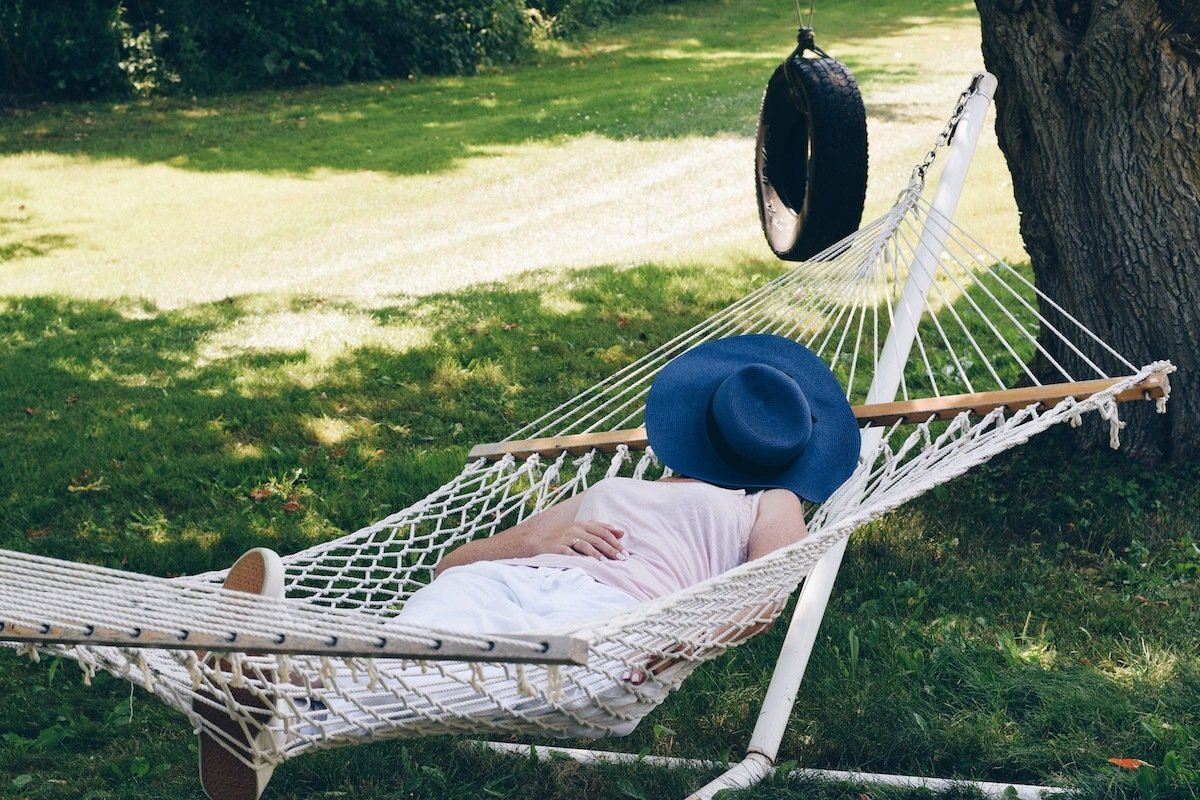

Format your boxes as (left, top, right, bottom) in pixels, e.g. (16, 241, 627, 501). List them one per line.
(723, 489, 808, 637)
(747, 488, 807, 560)
(626, 489, 807, 683)
(434, 491, 627, 576)
(701, 490, 807, 644)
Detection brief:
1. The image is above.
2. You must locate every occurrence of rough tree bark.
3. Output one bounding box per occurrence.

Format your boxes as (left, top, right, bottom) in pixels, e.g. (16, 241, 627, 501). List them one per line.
(975, 0, 1200, 461)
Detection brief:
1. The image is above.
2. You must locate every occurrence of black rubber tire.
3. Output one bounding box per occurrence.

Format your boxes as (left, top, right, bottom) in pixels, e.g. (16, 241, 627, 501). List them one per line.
(756, 54, 868, 261)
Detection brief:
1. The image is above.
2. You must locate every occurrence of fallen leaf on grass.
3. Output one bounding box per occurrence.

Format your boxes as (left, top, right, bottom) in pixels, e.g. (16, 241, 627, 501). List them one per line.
(26, 528, 50, 540)
(1107, 757, 1150, 770)
(249, 487, 275, 502)
(65, 394, 80, 405)
(24, 407, 38, 416)
(281, 497, 303, 513)
(67, 469, 108, 493)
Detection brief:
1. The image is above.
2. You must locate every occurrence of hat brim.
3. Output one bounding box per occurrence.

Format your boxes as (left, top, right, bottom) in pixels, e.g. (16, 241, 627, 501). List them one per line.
(644, 335, 861, 503)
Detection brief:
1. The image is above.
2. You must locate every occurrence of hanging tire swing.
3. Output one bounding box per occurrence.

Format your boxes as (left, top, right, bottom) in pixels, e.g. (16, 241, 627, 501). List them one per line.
(756, 20, 868, 262)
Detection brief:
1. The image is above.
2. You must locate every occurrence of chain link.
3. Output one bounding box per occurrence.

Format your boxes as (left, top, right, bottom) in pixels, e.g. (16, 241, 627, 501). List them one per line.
(908, 83, 976, 189)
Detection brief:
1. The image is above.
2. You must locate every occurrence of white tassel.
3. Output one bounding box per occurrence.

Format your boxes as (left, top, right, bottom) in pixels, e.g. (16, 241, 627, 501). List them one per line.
(1065, 401, 1084, 428)
(79, 660, 96, 686)
(546, 665, 562, 702)
(275, 654, 294, 686)
(319, 657, 337, 686)
(137, 652, 154, 692)
(230, 654, 245, 688)
(1156, 372, 1171, 414)
(188, 655, 203, 690)
(515, 664, 534, 697)
(632, 451, 654, 480)
(469, 663, 485, 693)
(605, 445, 629, 478)
(365, 659, 381, 691)
(1099, 398, 1125, 449)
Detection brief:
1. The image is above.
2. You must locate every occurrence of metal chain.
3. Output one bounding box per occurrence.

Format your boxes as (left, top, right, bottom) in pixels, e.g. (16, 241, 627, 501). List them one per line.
(908, 83, 975, 188)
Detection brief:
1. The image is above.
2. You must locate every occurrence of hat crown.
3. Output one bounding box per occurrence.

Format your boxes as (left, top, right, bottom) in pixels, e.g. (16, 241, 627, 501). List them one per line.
(710, 364, 813, 471)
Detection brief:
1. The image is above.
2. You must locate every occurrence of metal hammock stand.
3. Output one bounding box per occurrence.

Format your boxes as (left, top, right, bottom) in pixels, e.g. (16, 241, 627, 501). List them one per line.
(0, 72, 1174, 800)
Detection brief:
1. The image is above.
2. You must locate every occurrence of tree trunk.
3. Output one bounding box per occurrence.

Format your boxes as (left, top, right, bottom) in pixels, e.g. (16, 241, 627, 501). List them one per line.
(975, 0, 1200, 461)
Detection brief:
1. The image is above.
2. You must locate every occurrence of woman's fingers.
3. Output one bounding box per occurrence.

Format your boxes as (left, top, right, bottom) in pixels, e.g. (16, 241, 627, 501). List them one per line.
(580, 531, 624, 560)
(552, 521, 628, 560)
(572, 527, 623, 559)
(571, 538, 606, 560)
(579, 520, 625, 539)
(578, 521, 627, 556)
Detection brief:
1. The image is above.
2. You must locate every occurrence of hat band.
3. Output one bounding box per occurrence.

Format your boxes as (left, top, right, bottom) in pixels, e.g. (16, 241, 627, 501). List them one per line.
(704, 399, 802, 476)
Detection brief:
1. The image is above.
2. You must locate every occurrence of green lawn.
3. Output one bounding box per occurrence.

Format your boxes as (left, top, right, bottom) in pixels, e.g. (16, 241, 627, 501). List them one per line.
(1, 1, 1198, 799)
(0, 0, 1020, 308)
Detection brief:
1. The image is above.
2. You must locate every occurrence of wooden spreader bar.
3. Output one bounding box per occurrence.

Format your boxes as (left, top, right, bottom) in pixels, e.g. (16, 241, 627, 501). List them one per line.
(469, 374, 1167, 462)
(0, 619, 589, 666)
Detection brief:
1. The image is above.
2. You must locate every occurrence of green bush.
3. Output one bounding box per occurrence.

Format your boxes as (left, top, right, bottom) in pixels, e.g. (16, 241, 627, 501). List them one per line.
(0, 1, 125, 99)
(546, 0, 681, 37)
(0, 0, 533, 101)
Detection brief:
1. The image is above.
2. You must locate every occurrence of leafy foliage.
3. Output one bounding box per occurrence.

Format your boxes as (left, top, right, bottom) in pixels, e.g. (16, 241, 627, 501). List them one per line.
(0, 0, 532, 101)
(536, 0, 684, 38)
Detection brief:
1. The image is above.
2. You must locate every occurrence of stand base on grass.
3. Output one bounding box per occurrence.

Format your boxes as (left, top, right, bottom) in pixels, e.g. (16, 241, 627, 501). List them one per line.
(476, 741, 1066, 800)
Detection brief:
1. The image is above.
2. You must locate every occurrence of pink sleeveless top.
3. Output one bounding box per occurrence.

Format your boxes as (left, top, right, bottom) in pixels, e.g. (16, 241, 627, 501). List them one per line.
(498, 477, 762, 602)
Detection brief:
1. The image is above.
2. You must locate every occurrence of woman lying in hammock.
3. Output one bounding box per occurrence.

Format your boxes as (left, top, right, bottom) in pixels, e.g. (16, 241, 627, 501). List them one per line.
(223, 334, 860, 635)
(409, 334, 861, 633)
(202, 334, 860, 800)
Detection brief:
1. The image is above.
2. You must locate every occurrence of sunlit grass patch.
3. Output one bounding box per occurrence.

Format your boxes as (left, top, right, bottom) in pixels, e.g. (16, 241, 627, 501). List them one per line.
(0, 0, 1020, 308)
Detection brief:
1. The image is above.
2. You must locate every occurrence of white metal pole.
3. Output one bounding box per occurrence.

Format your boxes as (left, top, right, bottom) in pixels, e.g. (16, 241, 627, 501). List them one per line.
(688, 72, 998, 800)
(477, 741, 1062, 800)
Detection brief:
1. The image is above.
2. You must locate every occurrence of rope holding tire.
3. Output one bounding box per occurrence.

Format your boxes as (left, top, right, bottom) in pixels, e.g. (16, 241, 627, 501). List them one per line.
(756, 29, 868, 262)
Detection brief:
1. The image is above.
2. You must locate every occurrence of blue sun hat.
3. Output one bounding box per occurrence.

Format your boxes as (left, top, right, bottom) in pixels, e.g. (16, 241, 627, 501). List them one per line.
(645, 334, 860, 503)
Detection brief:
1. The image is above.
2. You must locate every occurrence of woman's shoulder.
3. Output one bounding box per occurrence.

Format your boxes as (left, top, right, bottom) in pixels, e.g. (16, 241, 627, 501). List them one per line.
(753, 488, 804, 520)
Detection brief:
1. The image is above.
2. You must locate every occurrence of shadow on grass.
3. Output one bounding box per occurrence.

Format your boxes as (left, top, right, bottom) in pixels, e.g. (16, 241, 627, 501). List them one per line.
(0, 0, 977, 177)
(0, 214, 76, 262)
(0, 259, 776, 576)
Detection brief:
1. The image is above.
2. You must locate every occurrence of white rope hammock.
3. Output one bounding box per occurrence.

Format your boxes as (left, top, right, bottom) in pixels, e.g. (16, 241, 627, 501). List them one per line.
(0, 74, 1174, 785)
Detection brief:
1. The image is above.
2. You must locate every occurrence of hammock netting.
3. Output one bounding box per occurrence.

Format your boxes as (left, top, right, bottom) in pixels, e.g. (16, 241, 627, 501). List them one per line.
(0, 77, 1174, 773)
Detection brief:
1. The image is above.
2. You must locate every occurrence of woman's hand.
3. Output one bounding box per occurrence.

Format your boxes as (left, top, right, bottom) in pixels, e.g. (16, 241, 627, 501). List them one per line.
(526, 520, 627, 561)
(434, 493, 627, 576)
